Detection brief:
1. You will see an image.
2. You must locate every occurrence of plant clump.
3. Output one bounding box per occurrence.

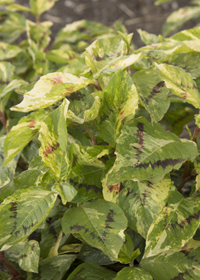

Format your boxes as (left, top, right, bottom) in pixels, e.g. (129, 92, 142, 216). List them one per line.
(1, 0, 200, 279)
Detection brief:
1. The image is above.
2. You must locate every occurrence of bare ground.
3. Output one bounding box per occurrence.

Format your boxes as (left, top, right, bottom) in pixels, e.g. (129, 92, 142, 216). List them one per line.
(16, 0, 191, 47)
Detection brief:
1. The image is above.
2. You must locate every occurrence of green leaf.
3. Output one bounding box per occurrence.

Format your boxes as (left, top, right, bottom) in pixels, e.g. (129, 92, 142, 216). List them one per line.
(40, 219, 67, 258)
(196, 113, 200, 129)
(70, 181, 103, 204)
(1, 79, 28, 99)
(86, 145, 112, 161)
(141, 239, 200, 280)
(171, 27, 200, 41)
(145, 191, 200, 258)
(28, 44, 48, 75)
(133, 65, 170, 122)
(0, 270, 11, 280)
(26, 20, 52, 50)
(0, 136, 19, 188)
(118, 31, 133, 52)
(47, 48, 76, 64)
(59, 243, 82, 254)
(0, 12, 26, 43)
(114, 267, 153, 280)
(69, 143, 105, 188)
(0, 169, 42, 201)
(6, 4, 32, 13)
(84, 94, 102, 122)
(11, 72, 93, 112)
(4, 109, 47, 165)
(62, 198, 127, 260)
(98, 70, 138, 146)
(162, 107, 194, 135)
(163, 7, 200, 37)
(15, 82, 35, 95)
(39, 99, 69, 181)
(21, 141, 39, 164)
(11, 50, 33, 76)
(59, 56, 90, 77)
(85, 34, 142, 81)
(0, 62, 15, 82)
(18, 240, 40, 273)
(85, 36, 128, 73)
(29, 155, 49, 172)
(117, 178, 174, 238)
(118, 232, 140, 264)
(155, 63, 200, 108)
(67, 262, 116, 280)
(67, 88, 101, 124)
(105, 117, 198, 185)
(29, 0, 59, 16)
(27, 255, 76, 280)
(0, 0, 14, 4)
(155, 0, 173, 4)
(0, 187, 57, 249)
(78, 243, 114, 265)
(0, 42, 21, 60)
(95, 53, 143, 78)
(157, 52, 200, 79)
(55, 20, 114, 44)
(168, 40, 200, 54)
(52, 182, 77, 204)
(137, 29, 159, 45)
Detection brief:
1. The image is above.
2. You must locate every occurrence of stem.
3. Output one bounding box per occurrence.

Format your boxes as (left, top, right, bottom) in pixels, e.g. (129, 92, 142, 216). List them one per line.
(84, 126, 96, 145)
(36, 15, 40, 23)
(0, 111, 8, 133)
(192, 125, 200, 142)
(129, 260, 134, 268)
(17, 158, 27, 171)
(93, 80, 102, 91)
(183, 160, 189, 179)
(0, 252, 25, 279)
(177, 176, 192, 192)
(126, 66, 130, 74)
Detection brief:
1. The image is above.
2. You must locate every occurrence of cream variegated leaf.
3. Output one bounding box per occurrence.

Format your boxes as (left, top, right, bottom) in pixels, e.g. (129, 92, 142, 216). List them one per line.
(144, 192, 200, 258)
(155, 63, 200, 108)
(39, 99, 69, 181)
(105, 117, 198, 186)
(0, 187, 57, 249)
(114, 267, 153, 280)
(141, 239, 200, 280)
(62, 199, 127, 260)
(117, 178, 174, 238)
(98, 70, 139, 146)
(3, 110, 47, 165)
(27, 255, 76, 280)
(11, 72, 93, 112)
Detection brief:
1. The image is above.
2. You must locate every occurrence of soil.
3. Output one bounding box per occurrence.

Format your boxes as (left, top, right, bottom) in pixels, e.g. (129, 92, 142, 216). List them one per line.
(16, 0, 191, 48)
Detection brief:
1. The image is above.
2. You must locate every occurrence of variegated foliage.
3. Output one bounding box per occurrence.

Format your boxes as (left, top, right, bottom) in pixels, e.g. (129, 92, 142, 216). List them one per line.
(1, 0, 200, 279)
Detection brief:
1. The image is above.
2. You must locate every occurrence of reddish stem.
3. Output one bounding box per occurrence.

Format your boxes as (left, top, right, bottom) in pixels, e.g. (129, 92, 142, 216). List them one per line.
(0, 111, 8, 133)
(192, 126, 200, 142)
(0, 252, 25, 279)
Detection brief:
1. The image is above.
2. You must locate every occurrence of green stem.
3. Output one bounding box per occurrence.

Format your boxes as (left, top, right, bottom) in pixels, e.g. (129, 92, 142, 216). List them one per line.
(84, 126, 96, 145)
(129, 260, 134, 268)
